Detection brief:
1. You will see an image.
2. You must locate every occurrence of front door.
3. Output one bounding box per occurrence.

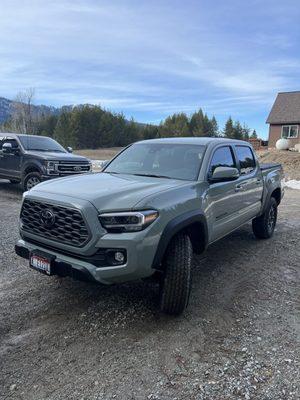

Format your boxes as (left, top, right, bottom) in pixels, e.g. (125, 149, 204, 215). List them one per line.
(0, 138, 22, 179)
(206, 145, 243, 242)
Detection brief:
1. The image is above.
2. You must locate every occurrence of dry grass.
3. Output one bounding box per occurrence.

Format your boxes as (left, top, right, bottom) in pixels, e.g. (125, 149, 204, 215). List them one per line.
(75, 147, 123, 160)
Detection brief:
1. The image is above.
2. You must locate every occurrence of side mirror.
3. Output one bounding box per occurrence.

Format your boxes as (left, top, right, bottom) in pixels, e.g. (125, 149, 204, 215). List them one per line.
(67, 147, 73, 153)
(209, 166, 240, 182)
(2, 142, 13, 154)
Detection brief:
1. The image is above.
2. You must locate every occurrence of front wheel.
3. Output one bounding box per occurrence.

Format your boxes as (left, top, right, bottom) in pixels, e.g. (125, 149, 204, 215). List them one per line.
(252, 197, 278, 239)
(23, 172, 42, 191)
(159, 232, 193, 315)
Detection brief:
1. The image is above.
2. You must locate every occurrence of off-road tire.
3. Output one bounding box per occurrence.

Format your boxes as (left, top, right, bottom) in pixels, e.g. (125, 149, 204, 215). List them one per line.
(23, 172, 42, 191)
(252, 197, 278, 239)
(159, 233, 193, 315)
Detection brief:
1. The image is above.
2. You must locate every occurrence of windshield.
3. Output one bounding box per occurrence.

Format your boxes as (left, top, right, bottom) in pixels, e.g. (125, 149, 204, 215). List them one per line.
(19, 136, 66, 152)
(104, 143, 206, 181)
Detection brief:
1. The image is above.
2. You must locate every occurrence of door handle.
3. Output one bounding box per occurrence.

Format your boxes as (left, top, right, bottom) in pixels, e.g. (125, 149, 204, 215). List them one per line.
(256, 179, 262, 184)
(235, 184, 244, 192)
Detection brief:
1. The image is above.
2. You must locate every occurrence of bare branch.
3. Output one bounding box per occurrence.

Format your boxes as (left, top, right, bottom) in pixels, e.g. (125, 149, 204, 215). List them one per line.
(11, 88, 36, 134)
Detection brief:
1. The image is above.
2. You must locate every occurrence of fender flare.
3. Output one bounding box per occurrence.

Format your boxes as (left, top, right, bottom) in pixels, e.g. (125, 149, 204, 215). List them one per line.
(152, 210, 208, 269)
(260, 186, 282, 216)
(22, 162, 43, 178)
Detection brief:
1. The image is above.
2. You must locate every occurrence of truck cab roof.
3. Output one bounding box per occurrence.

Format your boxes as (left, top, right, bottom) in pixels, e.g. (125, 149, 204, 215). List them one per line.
(0, 133, 42, 139)
(136, 137, 250, 147)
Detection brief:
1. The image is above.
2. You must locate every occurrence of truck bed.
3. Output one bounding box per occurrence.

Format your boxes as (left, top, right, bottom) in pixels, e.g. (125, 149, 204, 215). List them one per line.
(260, 162, 282, 171)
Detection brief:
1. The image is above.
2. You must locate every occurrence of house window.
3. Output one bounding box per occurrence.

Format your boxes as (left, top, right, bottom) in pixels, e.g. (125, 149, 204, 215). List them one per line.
(281, 125, 299, 139)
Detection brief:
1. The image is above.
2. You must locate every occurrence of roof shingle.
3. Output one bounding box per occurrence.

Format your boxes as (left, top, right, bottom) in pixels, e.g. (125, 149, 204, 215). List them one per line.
(266, 91, 300, 124)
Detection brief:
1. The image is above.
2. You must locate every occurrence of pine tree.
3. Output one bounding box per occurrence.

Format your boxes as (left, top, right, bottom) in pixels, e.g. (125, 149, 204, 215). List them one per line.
(233, 121, 244, 140)
(242, 123, 250, 140)
(54, 112, 75, 148)
(211, 116, 219, 137)
(141, 124, 159, 140)
(190, 109, 205, 136)
(159, 113, 190, 137)
(202, 113, 213, 136)
(223, 117, 235, 138)
(250, 129, 258, 139)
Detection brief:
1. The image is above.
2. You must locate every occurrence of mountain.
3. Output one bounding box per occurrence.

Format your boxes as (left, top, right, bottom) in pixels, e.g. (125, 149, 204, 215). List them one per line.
(0, 97, 13, 123)
(0, 96, 151, 128)
(0, 96, 61, 124)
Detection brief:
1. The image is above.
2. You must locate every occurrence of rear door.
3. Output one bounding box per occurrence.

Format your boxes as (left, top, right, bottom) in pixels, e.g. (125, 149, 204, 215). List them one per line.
(206, 145, 243, 242)
(233, 145, 263, 220)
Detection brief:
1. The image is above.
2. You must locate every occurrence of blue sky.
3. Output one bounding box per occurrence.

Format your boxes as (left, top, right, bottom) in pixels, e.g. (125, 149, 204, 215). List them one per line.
(1, 0, 300, 138)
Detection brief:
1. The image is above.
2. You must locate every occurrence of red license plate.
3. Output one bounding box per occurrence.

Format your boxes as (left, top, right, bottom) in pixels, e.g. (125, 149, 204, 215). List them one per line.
(30, 253, 52, 275)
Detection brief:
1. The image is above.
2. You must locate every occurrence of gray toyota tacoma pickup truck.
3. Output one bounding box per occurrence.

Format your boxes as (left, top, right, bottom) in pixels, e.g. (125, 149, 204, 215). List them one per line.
(15, 138, 284, 315)
(0, 133, 92, 191)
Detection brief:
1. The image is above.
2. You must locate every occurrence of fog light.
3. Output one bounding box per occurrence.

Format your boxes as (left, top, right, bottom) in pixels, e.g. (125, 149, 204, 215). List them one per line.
(114, 251, 125, 263)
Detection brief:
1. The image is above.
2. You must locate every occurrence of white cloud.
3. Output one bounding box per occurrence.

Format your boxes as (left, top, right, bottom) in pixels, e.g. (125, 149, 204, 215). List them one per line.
(0, 0, 299, 138)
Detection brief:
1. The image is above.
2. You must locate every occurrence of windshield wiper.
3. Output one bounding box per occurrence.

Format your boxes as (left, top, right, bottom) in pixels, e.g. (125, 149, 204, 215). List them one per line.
(28, 148, 46, 151)
(103, 171, 172, 179)
(47, 150, 64, 152)
(43, 149, 64, 152)
(132, 173, 172, 179)
(28, 149, 63, 152)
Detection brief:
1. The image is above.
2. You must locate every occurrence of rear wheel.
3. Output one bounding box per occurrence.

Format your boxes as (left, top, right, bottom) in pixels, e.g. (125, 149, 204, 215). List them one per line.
(252, 197, 278, 239)
(159, 232, 193, 315)
(23, 172, 42, 191)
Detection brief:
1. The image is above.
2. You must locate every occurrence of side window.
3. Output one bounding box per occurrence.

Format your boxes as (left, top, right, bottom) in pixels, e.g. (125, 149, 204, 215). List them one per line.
(235, 146, 256, 175)
(3, 138, 19, 149)
(209, 146, 236, 174)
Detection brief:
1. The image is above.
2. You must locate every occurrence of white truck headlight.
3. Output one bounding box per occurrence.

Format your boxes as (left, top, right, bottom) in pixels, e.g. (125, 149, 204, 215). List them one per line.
(99, 210, 158, 233)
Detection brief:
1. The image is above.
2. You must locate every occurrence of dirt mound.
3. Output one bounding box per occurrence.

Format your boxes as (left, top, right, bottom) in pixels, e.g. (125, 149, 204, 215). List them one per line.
(257, 149, 300, 180)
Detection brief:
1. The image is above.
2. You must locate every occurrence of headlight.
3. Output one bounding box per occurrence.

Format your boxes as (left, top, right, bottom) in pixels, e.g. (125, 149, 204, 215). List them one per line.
(45, 161, 59, 175)
(99, 210, 158, 233)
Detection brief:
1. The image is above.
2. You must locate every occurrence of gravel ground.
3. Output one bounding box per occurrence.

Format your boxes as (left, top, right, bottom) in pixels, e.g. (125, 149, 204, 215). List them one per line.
(0, 181, 299, 400)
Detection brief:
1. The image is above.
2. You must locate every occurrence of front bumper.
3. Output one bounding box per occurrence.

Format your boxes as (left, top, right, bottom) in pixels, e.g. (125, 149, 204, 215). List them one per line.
(15, 235, 157, 285)
(41, 171, 91, 181)
(15, 241, 96, 282)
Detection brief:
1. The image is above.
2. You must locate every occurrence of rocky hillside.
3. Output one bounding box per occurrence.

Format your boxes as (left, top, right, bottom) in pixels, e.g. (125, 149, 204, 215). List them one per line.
(0, 97, 12, 123)
(0, 96, 60, 124)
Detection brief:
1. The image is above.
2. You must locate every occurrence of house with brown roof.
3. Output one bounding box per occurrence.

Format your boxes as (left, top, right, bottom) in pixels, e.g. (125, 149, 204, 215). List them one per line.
(266, 91, 300, 147)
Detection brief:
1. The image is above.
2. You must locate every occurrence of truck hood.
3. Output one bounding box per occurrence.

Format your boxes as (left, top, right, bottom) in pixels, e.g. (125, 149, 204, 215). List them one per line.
(32, 172, 186, 211)
(25, 151, 90, 162)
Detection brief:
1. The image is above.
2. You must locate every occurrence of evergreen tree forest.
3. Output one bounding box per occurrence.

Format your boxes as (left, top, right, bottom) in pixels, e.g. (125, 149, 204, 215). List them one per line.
(1, 103, 253, 149)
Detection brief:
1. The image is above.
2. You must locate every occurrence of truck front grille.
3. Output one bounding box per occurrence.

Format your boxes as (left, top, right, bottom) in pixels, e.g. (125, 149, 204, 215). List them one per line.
(57, 163, 91, 174)
(20, 199, 90, 247)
